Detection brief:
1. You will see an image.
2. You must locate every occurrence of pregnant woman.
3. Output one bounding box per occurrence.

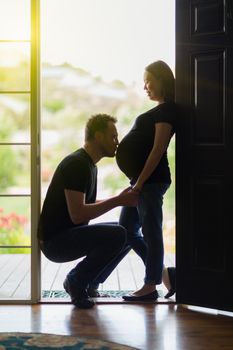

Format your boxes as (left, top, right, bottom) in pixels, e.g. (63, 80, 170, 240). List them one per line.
(116, 60, 178, 300)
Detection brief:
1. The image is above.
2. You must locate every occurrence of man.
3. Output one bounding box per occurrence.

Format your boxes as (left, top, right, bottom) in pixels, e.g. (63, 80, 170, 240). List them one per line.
(38, 114, 138, 309)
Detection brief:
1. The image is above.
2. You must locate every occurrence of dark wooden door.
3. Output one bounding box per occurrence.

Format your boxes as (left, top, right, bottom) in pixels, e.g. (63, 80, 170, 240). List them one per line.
(175, 0, 233, 311)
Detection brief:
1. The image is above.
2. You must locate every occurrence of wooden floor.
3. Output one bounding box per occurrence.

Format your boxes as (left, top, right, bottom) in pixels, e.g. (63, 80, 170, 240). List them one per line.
(1, 253, 233, 349)
(0, 303, 233, 349)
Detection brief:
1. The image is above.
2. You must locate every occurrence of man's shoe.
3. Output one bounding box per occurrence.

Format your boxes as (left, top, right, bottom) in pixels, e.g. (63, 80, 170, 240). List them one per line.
(87, 288, 101, 297)
(72, 296, 95, 309)
(122, 290, 158, 301)
(87, 288, 111, 298)
(63, 276, 77, 298)
(63, 276, 95, 309)
(164, 267, 176, 298)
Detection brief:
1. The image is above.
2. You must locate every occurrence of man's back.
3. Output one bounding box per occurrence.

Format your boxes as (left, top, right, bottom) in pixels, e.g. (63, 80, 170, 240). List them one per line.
(38, 148, 97, 241)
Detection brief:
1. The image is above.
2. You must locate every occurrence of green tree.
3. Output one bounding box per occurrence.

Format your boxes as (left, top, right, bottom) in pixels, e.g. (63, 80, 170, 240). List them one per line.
(0, 115, 17, 192)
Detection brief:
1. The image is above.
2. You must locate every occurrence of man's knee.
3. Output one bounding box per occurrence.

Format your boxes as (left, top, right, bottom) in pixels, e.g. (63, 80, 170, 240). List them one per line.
(112, 225, 127, 246)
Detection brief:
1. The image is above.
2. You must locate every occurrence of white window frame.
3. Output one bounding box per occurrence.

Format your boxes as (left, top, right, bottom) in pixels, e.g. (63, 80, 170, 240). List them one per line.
(0, 0, 41, 304)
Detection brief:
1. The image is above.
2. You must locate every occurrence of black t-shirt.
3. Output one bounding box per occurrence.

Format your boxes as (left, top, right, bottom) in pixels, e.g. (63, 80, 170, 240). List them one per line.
(116, 102, 179, 185)
(38, 148, 97, 241)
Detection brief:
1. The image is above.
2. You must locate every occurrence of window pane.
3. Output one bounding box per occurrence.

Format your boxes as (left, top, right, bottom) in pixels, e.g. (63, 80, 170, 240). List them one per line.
(0, 196, 31, 246)
(0, 0, 30, 40)
(0, 43, 30, 91)
(0, 94, 30, 143)
(0, 248, 31, 300)
(0, 145, 30, 195)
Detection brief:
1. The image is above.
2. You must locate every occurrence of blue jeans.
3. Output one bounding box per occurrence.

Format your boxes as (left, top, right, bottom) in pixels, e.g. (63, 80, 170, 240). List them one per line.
(138, 182, 170, 284)
(91, 182, 169, 287)
(89, 209, 148, 288)
(40, 223, 126, 289)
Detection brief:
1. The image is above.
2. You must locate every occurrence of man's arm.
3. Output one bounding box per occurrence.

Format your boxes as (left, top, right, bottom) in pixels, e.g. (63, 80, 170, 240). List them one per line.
(65, 188, 138, 225)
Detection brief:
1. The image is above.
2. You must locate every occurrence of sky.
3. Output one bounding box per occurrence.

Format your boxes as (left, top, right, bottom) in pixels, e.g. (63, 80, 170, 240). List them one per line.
(41, 0, 175, 85)
(0, 0, 175, 85)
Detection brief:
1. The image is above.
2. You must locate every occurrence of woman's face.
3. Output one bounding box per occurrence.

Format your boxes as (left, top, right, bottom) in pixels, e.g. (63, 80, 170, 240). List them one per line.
(143, 70, 164, 103)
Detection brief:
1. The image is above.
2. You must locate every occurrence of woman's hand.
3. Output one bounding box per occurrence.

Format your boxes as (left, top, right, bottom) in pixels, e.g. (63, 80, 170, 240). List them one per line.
(117, 186, 139, 206)
(131, 184, 142, 193)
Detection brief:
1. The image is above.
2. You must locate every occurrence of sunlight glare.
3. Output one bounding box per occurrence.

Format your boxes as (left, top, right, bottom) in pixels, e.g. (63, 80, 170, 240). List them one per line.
(0, 0, 30, 40)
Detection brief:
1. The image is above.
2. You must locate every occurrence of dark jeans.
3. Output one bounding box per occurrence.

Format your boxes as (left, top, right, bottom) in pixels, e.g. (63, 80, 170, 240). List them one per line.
(89, 208, 148, 288)
(40, 223, 126, 289)
(91, 182, 169, 287)
(138, 182, 170, 284)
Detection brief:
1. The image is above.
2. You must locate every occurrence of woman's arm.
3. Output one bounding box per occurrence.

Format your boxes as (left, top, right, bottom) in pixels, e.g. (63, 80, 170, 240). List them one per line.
(132, 122, 172, 192)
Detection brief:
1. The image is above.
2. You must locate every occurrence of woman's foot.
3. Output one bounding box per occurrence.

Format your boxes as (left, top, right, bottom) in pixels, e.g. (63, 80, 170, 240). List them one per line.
(128, 284, 156, 297)
(122, 284, 158, 301)
(163, 267, 176, 298)
(162, 266, 171, 290)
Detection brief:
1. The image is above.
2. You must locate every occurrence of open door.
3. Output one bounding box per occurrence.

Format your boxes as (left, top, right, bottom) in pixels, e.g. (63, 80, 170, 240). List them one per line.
(175, 0, 233, 311)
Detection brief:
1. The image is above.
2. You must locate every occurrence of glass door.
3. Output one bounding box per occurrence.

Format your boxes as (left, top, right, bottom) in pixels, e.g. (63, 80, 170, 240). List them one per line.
(0, 0, 40, 303)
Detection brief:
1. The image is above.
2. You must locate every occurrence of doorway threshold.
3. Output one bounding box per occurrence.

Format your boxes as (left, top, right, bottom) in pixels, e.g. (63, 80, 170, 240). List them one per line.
(41, 252, 175, 303)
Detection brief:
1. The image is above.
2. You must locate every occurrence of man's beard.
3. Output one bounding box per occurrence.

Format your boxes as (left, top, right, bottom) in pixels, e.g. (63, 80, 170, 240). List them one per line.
(101, 145, 115, 158)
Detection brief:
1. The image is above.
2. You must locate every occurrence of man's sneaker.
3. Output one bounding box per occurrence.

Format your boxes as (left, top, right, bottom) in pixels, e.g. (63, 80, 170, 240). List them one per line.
(87, 288, 101, 297)
(87, 288, 111, 298)
(63, 276, 95, 309)
(72, 296, 95, 309)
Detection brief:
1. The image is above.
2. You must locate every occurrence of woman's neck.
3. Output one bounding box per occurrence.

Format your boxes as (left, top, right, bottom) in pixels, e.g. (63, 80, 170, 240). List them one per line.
(157, 97, 165, 105)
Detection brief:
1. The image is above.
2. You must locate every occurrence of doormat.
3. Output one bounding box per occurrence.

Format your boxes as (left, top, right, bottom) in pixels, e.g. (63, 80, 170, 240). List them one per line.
(42, 290, 134, 298)
(41, 289, 164, 299)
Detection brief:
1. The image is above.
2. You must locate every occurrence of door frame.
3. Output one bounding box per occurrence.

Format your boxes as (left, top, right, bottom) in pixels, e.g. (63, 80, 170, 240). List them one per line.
(31, 0, 41, 303)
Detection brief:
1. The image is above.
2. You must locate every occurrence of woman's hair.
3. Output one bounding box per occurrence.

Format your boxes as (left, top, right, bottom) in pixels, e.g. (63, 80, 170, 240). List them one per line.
(85, 113, 117, 141)
(145, 60, 175, 102)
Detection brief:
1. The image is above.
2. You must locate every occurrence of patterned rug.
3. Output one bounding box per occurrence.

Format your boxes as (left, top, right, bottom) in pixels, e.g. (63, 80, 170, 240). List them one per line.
(42, 290, 164, 299)
(42, 290, 134, 299)
(0, 333, 139, 350)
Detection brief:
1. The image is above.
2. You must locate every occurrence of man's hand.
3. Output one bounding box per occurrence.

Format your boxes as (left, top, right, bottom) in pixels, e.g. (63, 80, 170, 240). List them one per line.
(117, 186, 139, 207)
